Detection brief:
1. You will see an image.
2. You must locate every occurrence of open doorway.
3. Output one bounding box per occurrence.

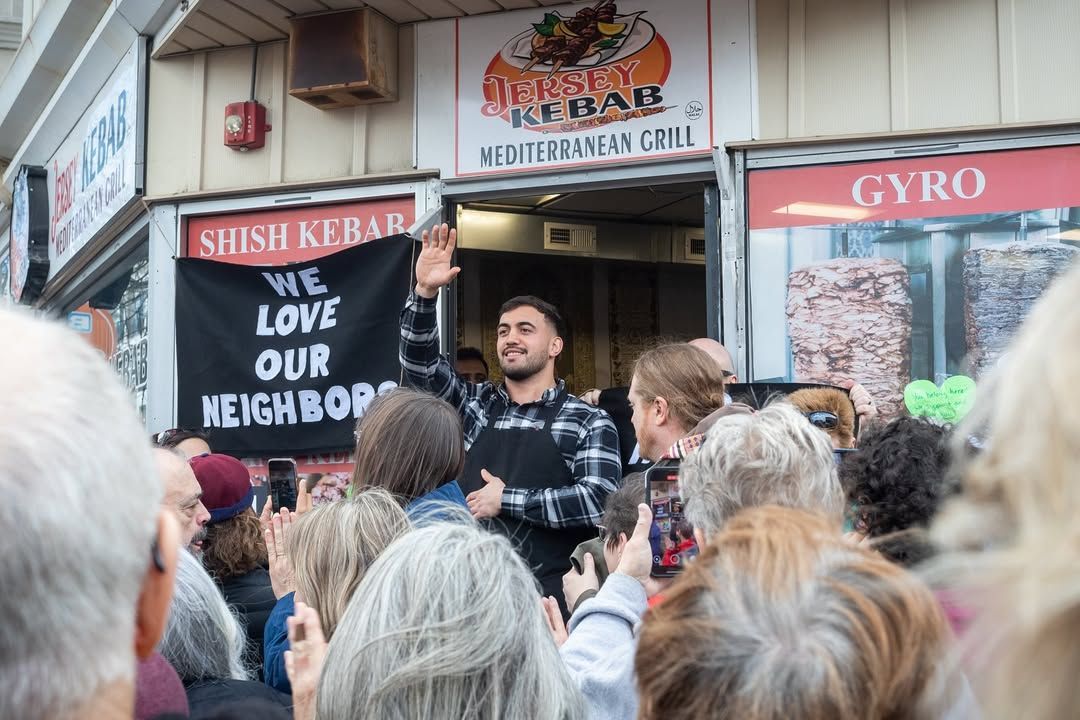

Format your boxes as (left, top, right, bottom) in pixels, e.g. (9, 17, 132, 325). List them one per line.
(451, 182, 713, 393)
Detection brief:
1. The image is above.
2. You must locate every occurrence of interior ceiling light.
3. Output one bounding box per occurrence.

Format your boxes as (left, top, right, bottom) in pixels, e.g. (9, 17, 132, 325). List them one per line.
(774, 202, 874, 222)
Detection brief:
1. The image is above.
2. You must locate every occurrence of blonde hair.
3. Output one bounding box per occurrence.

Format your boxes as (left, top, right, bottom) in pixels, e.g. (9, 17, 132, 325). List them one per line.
(929, 259, 1080, 719)
(286, 487, 408, 639)
(636, 506, 956, 720)
(633, 344, 727, 433)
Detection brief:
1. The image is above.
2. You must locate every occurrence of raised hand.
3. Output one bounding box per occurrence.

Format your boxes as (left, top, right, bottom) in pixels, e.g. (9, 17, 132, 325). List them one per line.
(414, 223, 461, 299)
(285, 602, 328, 720)
(264, 508, 297, 599)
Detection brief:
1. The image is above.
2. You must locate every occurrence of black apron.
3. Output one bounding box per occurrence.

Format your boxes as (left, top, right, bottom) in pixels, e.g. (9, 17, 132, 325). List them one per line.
(461, 388, 595, 617)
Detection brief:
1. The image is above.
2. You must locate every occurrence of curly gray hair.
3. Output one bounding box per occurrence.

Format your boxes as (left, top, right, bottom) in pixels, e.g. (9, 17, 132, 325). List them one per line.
(680, 401, 844, 537)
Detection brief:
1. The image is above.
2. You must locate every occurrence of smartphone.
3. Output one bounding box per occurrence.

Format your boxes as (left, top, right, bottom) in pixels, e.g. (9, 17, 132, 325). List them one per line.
(645, 463, 697, 578)
(268, 458, 298, 512)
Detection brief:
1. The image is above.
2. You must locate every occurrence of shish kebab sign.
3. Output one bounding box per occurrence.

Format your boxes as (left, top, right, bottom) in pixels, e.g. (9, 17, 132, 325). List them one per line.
(455, 0, 713, 176)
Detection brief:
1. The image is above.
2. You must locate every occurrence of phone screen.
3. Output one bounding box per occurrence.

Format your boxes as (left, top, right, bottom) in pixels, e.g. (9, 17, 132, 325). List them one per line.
(267, 458, 297, 512)
(646, 465, 698, 578)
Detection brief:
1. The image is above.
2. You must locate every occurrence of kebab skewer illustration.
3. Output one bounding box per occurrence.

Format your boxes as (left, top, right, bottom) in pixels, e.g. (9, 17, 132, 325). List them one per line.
(521, 1, 631, 75)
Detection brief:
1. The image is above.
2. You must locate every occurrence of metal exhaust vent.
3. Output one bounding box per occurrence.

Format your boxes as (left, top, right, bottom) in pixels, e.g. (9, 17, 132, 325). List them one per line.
(685, 233, 707, 261)
(544, 222, 598, 254)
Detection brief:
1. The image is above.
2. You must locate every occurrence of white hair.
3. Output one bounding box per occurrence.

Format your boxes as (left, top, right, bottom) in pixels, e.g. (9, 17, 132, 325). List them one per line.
(159, 549, 251, 684)
(317, 522, 585, 720)
(0, 306, 160, 719)
(680, 401, 844, 537)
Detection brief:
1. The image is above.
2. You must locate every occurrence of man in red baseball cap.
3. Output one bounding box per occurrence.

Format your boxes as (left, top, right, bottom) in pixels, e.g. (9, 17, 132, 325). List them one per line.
(190, 453, 276, 676)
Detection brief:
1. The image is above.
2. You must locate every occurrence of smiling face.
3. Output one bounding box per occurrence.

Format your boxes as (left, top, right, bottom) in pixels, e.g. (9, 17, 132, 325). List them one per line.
(496, 305, 562, 382)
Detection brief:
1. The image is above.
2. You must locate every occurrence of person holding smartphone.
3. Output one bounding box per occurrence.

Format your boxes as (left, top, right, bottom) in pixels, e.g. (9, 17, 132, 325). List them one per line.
(559, 402, 845, 720)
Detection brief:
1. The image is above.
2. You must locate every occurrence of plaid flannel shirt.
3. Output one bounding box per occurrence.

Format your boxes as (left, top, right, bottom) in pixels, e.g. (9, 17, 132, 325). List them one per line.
(399, 293, 622, 529)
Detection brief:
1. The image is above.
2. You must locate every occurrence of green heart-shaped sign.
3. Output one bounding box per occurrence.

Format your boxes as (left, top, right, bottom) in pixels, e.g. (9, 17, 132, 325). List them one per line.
(903, 376, 976, 422)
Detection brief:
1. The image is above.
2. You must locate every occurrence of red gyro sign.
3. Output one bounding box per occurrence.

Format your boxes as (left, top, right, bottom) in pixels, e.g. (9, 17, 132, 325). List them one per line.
(852, 168, 986, 207)
(748, 146, 1080, 230)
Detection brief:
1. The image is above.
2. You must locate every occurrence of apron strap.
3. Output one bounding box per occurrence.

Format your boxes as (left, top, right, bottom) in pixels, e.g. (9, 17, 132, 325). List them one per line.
(485, 386, 569, 431)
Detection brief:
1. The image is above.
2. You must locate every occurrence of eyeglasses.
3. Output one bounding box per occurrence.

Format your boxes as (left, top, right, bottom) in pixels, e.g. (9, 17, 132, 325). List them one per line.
(154, 428, 181, 446)
(806, 411, 839, 430)
(721, 369, 735, 379)
(597, 524, 610, 543)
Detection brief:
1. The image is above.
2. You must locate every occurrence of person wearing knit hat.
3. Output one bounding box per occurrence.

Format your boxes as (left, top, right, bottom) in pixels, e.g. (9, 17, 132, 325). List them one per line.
(190, 453, 277, 679)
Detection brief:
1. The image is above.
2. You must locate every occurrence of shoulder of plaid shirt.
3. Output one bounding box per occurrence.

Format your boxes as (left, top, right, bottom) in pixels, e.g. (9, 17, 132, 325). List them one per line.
(399, 292, 622, 529)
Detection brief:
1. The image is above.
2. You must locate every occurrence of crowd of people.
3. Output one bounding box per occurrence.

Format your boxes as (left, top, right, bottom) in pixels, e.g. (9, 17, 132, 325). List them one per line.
(3, 222, 1079, 720)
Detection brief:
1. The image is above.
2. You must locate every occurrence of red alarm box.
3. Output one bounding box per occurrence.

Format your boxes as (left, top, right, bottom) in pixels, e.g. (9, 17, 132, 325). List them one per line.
(224, 101, 271, 151)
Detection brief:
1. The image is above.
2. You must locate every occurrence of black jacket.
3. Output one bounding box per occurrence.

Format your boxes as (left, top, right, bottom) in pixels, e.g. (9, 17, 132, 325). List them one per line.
(186, 678, 291, 720)
(219, 568, 277, 677)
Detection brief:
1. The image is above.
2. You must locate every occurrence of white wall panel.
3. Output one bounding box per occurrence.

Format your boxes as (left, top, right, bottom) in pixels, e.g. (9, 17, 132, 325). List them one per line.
(146, 25, 415, 197)
(756, 0, 1080, 139)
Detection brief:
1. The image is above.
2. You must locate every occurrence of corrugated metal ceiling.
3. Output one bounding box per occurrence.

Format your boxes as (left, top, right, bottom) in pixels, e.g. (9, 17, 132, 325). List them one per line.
(155, 0, 572, 58)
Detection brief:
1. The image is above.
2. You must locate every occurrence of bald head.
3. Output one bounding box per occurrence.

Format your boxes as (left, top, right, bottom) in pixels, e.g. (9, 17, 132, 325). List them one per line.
(155, 449, 209, 552)
(689, 338, 736, 380)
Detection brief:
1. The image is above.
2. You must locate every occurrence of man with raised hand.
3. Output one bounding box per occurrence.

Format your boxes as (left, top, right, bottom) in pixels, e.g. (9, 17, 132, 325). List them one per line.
(399, 223, 622, 615)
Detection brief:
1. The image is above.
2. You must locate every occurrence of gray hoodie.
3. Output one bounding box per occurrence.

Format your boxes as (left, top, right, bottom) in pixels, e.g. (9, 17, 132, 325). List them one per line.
(558, 573, 645, 720)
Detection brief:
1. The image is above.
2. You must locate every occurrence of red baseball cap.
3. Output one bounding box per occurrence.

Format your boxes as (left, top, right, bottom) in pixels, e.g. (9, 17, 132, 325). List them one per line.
(190, 453, 254, 524)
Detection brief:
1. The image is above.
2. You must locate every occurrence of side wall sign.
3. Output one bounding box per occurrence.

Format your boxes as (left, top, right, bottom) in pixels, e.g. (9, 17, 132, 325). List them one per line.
(10, 166, 49, 304)
(47, 42, 141, 281)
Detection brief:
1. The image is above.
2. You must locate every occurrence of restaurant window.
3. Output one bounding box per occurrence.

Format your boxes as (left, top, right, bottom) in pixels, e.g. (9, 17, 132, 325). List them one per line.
(68, 251, 150, 417)
(746, 144, 1080, 418)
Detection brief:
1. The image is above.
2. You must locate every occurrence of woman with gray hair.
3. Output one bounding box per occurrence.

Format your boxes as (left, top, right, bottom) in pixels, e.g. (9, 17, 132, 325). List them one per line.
(303, 522, 584, 720)
(159, 550, 291, 719)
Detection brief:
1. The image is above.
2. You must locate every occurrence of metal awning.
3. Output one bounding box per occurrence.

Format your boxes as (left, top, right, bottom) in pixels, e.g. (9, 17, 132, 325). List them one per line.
(154, 0, 569, 58)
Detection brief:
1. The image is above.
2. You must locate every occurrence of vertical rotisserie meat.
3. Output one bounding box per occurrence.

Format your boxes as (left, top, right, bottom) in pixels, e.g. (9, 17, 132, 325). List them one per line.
(786, 258, 912, 417)
(963, 242, 1078, 377)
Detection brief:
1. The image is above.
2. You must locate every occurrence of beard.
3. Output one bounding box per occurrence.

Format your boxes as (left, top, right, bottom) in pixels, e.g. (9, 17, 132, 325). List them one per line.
(500, 349, 548, 381)
(188, 525, 208, 555)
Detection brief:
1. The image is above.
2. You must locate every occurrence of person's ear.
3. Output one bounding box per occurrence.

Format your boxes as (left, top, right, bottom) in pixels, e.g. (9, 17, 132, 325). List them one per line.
(550, 335, 564, 359)
(654, 396, 670, 425)
(134, 509, 180, 659)
(694, 527, 707, 549)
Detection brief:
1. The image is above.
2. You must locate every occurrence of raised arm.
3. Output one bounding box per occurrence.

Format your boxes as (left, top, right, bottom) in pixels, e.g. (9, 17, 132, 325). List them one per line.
(399, 224, 476, 412)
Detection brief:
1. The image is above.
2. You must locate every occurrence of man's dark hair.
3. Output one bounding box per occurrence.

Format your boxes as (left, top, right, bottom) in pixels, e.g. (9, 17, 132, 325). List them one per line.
(498, 295, 564, 336)
(153, 428, 210, 450)
(455, 346, 489, 374)
(839, 416, 954, 567)
(601, 472, 646, 550)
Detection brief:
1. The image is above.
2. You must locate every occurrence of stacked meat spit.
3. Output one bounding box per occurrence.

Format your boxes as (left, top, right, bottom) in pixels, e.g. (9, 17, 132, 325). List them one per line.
(786, 258, 912, 417)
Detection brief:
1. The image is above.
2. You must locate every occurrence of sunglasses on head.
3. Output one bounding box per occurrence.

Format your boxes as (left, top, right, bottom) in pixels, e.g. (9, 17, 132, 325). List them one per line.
(805, 411, 839, 430)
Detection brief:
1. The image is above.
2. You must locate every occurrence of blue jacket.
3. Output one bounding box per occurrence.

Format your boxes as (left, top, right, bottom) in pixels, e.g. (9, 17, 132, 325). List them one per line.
(405, 480, 469, 524)
(262, 592, 294, 695)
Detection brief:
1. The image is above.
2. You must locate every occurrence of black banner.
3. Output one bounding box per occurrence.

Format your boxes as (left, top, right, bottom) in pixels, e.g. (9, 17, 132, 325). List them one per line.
(176, 234, 414, 456)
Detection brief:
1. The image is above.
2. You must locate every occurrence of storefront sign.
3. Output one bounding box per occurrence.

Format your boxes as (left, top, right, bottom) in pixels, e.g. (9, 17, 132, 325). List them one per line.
(746, 142, 1080, 419)
(749, 145, 1080, 229)
(10, 165, 50, 304)
(175, 235, 413, 456)
(455, 0, 713, 176)
(47, 45, 139, 280)
(185, 198, 415, 266)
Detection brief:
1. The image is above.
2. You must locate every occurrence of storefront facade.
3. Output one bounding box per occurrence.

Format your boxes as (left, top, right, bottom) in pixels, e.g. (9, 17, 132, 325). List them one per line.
(2, 0, 1078, 474)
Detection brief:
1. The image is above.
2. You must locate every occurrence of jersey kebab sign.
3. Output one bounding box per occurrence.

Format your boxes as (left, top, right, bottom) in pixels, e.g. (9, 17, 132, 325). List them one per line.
(455, 0, 713, 176)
